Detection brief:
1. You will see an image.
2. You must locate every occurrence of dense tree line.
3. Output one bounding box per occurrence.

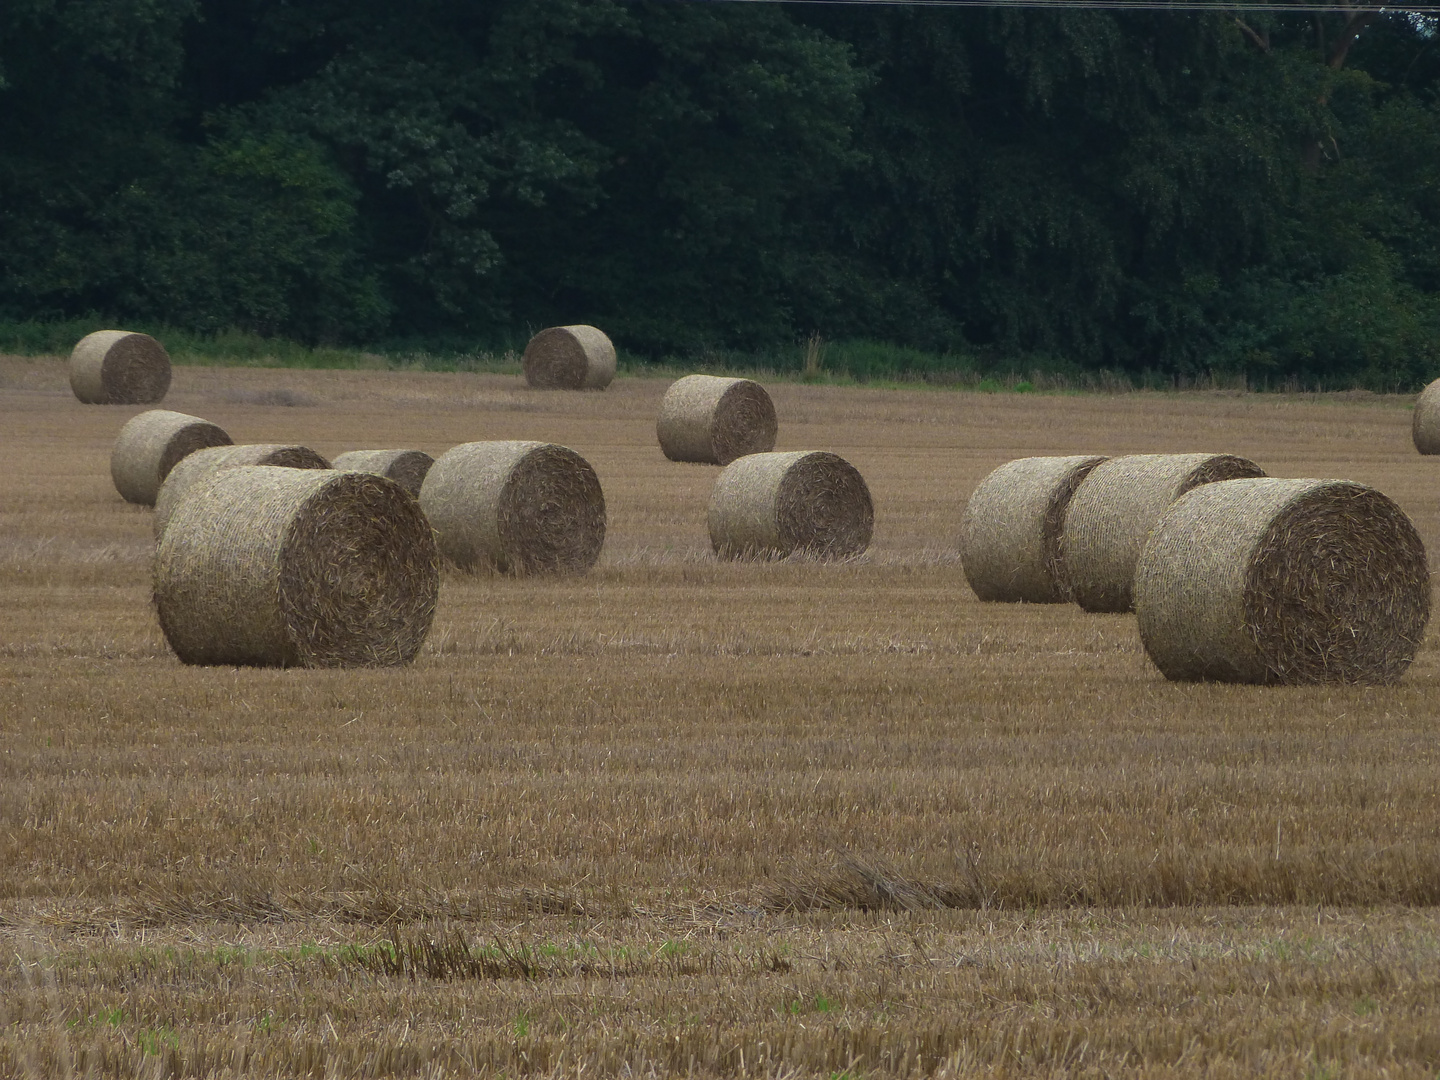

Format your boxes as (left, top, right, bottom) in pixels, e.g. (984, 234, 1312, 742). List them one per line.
(3, 1, 1439, 384)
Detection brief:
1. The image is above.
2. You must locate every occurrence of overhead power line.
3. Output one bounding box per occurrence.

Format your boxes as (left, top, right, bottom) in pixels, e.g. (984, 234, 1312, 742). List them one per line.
(681, 1, 1440, 12)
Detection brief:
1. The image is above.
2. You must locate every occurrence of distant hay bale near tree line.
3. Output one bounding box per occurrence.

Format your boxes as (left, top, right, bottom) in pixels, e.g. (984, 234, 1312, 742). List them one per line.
(110, 409, 232, 506)
(709, 451, 873, 560)
(419, 441, 606, 574)
(657, 374, 777, 465)
(69, 330, 172, 405)
(1063, 452, 1265, 613)
(154, 467, 439, 668)
(154, 443, 330, 537)
(522, 325, 616, 390)
(960, 455, 1108, 603)
(332, 449, 434, 497)
(1413, 378, 1440, 454)
(1136, 478, 1429, 684)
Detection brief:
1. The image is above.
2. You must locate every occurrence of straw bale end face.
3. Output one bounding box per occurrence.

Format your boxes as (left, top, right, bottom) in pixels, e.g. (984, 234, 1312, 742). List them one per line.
(1413, 378, 1440, 454)
(522, 325, 617, 390)
(420, 441, 607, 575)
(110, 409, 233, 506)
(69, 331, 172, 405)
(960, 455, 1107, 603)
(709, 451, 873, 559)
(657, 374, 778, 465)
(331, 449, 435, 498)
(1135, 478, 1429, 685)
(155, 468, 439, 668)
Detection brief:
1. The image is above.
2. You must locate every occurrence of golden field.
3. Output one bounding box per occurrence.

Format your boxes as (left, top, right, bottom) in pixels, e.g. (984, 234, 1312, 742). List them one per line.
(2, 355, 1439, 1077)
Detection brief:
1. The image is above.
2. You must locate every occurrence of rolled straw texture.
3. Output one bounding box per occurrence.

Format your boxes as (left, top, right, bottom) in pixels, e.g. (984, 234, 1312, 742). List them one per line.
(110, 409, 233, 506)
(154, 443, 330, 538)
(1135, 478, 1429, 684)
(419, 441, 606, 574)
(69, 331, 172, 405)
(155, 467, 439, 668)
(331, 450, 435, 498)
(656, 375, 778, 465)
(1413, 378, 1440, 454)
(959, 455, 1108, 603)
(709, 451, 873, 560)
(1062, 452, 1265, 613)
(522, 325, 616, 389)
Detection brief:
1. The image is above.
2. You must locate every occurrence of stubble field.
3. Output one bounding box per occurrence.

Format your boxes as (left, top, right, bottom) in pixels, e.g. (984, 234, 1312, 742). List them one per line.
(2, 355, 1439, 1077)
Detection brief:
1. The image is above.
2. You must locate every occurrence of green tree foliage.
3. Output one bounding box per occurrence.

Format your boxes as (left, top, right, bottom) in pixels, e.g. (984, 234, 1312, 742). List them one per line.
(2, 1, 1439, 385)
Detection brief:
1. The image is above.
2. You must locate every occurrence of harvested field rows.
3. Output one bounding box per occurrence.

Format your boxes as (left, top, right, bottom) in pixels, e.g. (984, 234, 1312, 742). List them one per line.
(1, 356, 1438, 1076)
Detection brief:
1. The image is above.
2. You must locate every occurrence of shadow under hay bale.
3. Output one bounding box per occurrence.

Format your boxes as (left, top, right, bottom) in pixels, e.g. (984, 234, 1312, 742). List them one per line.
(419, 440, 606, 574)
(332, 449, 434, 498)
(154, 467, 439, 667)
(110, 409, 233, 506)
(960, 455, 1108, 603)
(154, 443, 330, 538)
(1135, 478, 1429, 684)
(1414, 379, 1440, 454)
(656, 374, 777, 465)
(709, 451, 873, 560)
(522, 325, 616, 390)
(69, 330, 171, 405)
(1062, 452, 1265, 613)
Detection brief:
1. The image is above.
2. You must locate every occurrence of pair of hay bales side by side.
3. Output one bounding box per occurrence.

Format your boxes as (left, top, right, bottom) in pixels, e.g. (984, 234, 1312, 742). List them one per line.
(961, 453, 1430, 685)
(417, 440, 875, 568)
(962, 453, 1263, 610)
(652, 374, 873, 559)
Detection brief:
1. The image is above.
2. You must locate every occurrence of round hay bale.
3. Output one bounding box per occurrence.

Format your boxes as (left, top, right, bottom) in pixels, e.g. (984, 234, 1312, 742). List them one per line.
(69, 331, 171, 405)
(1062, 452, 1265, 613)
(110, 409, 233, 506)
(154, 467, 439, 667)
(1413, 378, 1440, 454)
(656, 374, 778, 465)
(1135, 478, 1429, 684)
(331, 449, 435, 498)
(419, 441, 606, 574)
(522, 325, 616, 390)
(709, 451, 873, 560)
(959, 455, 1109, 603)
(154, 443, 330, 538)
